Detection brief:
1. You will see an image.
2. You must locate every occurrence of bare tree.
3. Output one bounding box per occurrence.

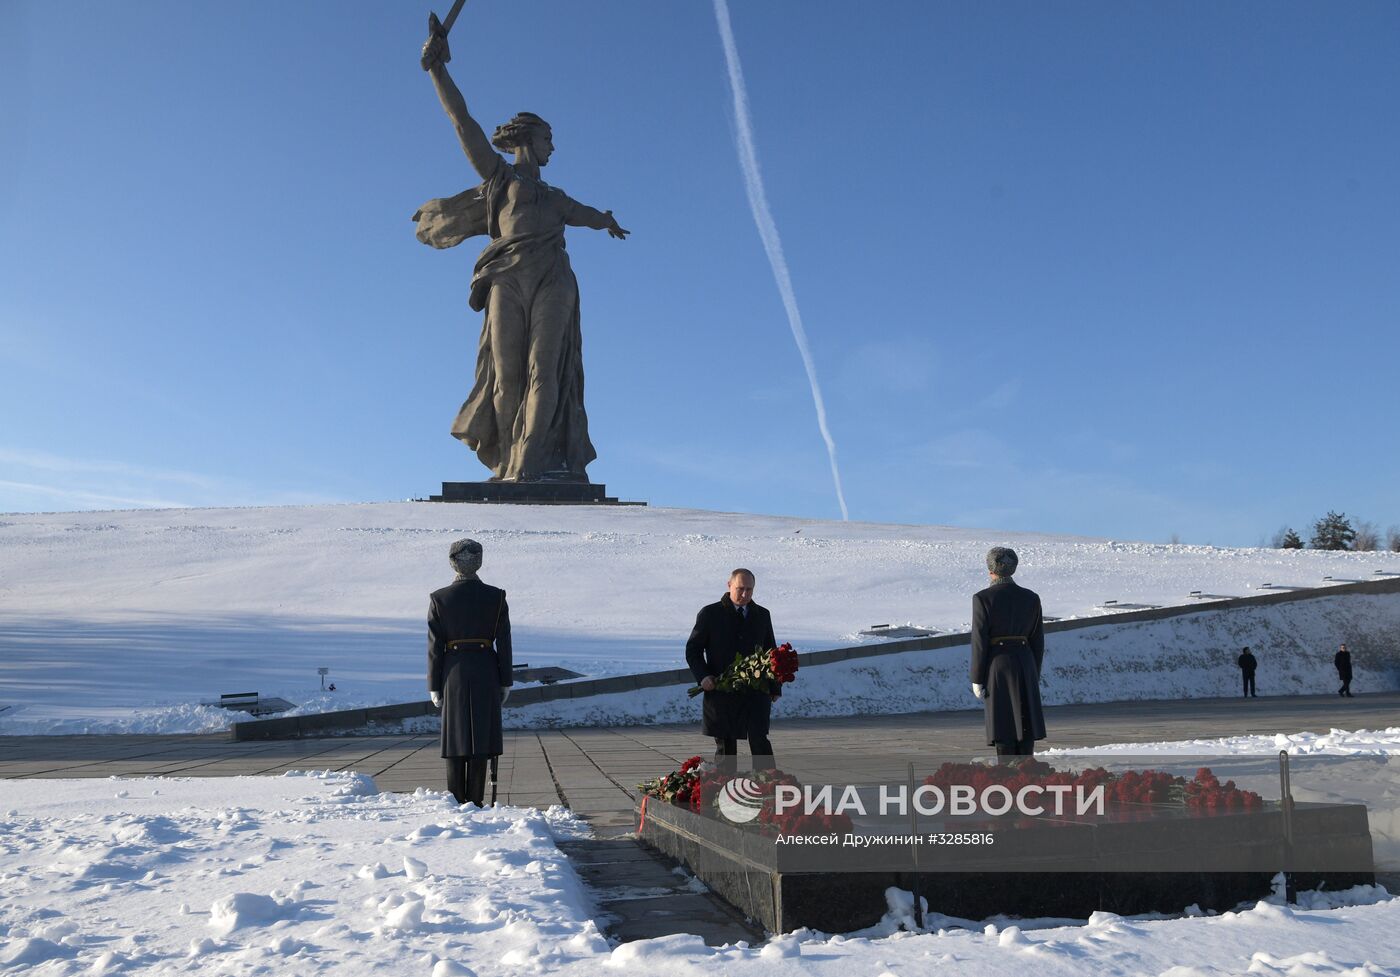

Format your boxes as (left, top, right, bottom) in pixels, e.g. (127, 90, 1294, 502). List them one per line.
(1353, 520, 1380, 552)
(1388, 525, 1400, 553)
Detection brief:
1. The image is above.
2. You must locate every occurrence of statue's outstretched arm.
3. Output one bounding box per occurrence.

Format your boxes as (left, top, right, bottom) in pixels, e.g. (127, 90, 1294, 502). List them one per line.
(421, 31, 499, 182)
(564, 198, 630, 240)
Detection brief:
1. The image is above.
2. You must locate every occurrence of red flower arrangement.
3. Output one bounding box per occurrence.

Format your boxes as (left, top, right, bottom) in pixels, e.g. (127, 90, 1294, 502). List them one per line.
(921, 761, 1263, 818)
(1184, 766, 1263, 813)
(769, 643, 799, 683)
(687, 642, 799, 698)
(638, 759, 851, 837)
(756, 788, 854, 837)
(637, 755, 710, 806)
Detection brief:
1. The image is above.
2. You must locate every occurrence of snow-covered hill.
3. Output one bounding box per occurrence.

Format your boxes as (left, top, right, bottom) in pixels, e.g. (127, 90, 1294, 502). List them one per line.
(2, 502, 1398, 733)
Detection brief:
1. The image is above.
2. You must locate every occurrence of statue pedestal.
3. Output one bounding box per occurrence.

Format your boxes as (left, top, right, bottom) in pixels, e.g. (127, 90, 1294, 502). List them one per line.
(429, 481, 645, 506)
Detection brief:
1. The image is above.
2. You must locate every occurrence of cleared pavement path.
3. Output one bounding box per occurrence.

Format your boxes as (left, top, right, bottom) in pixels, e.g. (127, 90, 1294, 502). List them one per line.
(3, 691, 1395, 836)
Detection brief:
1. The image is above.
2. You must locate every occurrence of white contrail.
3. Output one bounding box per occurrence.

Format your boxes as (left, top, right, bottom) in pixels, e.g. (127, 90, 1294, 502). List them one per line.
(711, 0, 850, 521)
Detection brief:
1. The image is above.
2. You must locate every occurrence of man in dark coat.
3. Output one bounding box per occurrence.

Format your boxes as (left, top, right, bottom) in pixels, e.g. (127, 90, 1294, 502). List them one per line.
(970, 547, 1046, 757)
(685, 568, 779, 769)
(1238, 647, 1257, 698)
(428, 538, 513, 806)
(1334, 643, 1353, 697)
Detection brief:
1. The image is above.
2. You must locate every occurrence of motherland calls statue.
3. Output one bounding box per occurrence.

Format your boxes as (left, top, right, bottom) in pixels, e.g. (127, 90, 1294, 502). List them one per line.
(414, 13, 628, 483)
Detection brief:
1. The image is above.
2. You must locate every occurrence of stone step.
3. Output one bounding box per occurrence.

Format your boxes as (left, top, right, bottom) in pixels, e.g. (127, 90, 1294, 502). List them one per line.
(556, 837, 764, 947)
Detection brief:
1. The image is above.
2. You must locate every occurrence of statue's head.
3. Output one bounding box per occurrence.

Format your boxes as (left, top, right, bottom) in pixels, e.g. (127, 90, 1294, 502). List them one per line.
(492, 112, 554, 165)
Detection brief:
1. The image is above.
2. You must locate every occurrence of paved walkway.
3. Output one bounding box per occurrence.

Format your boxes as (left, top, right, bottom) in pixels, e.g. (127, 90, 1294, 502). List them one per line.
(3, 692, 1395, 835)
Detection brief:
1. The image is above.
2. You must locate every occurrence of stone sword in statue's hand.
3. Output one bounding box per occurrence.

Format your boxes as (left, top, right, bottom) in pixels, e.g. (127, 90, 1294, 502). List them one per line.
(429, 0, 467, 40)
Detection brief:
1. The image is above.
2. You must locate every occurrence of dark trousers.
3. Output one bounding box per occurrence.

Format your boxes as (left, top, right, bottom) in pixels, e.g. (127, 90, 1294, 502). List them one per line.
(714, 735, 775, 770)
(1242, 674, 1256, 697)
(1339, 677, 1352, 696)
(446, 757, 490, 806)
(995, 735, 1035, 758)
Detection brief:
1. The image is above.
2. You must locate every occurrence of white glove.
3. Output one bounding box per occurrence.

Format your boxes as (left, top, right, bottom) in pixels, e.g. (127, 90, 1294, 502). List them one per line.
(972, 683, 985, 700)
(430, 691, 442, 709)
(500, 687, 511, 705)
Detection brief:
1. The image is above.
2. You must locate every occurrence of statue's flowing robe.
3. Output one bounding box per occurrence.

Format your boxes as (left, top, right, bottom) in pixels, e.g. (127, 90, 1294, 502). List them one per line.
(413, 156, 596, 480)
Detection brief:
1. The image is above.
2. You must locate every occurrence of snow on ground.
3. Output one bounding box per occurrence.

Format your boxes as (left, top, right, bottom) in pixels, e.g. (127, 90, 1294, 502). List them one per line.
(1046, 727, 1400, 758)
(0, 772, 603, 976)
(2, 502, 1399, 734)
(3, 767, 1400, 977)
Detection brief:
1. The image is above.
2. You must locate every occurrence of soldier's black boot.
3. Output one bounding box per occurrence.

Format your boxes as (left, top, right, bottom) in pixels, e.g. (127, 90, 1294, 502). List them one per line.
(465, 758, 490, 807)
(445, 757, 468, 805)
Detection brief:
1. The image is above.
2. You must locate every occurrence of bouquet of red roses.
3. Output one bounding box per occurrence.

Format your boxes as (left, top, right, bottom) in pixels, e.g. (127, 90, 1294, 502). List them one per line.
(637, 755, 710, 805)
(688, 642, 798, 698)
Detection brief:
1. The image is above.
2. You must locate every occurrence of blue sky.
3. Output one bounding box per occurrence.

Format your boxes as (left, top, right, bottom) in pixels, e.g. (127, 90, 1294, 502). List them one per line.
(3, 0, 1397, 546)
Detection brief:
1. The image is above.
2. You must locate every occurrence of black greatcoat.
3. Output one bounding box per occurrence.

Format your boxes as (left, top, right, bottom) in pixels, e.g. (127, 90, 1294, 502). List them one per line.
(1334, 650, 1352, 680)
(1238, 651, 1257, 676)
(428, 578, 513, 759)
(970, 578, 1047, 747)
(685, 594, 778, 739)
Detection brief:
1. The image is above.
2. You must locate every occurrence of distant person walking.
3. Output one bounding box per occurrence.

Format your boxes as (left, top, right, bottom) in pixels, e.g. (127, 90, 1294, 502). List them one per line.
(428, 539, 514, 806)
(1334, 643, 1354, 697)
(970, 547, 1047, 757)
(1238, 647, 1258, 698)
(685, 568, 780, 769)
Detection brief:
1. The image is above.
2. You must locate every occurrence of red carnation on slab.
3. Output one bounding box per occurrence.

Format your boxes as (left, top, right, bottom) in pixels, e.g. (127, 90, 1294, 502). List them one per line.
(921, 761, 1263, 822)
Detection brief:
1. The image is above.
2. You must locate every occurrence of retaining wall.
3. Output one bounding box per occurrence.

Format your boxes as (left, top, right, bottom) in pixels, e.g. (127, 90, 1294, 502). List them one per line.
(232, 577, 1400, 738)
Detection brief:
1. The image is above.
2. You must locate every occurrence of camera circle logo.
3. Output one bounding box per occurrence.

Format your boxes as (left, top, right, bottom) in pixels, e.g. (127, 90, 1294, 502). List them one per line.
(716, 778, 765, 823)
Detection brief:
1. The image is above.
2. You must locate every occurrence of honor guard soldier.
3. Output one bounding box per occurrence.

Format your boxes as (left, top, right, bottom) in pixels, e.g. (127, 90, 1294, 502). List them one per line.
(970, 546, 1047, 757)
(428, 538, 513, 805)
